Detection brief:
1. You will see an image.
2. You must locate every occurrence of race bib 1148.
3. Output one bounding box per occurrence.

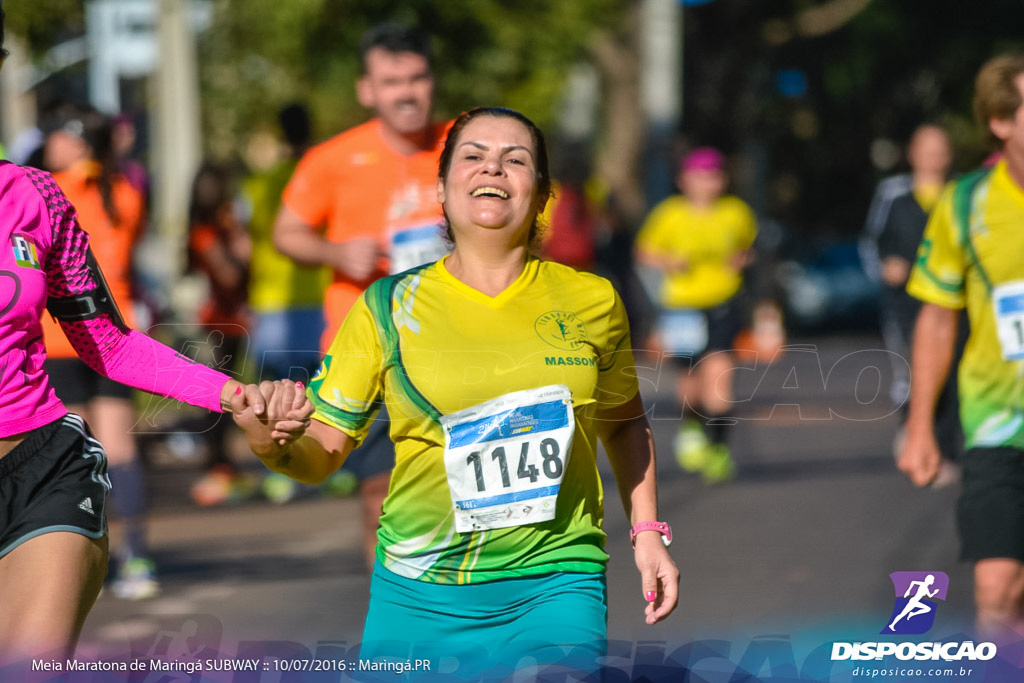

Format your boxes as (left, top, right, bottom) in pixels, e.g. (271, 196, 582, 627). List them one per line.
(441, 385, 574, 533)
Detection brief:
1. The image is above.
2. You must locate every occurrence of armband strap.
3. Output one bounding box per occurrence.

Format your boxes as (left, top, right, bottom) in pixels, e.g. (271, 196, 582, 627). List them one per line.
(46, 249, 128, 331)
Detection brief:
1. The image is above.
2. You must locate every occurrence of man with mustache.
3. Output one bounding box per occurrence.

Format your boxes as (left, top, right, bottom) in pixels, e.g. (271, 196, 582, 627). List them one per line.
(273, 22, 452, 569)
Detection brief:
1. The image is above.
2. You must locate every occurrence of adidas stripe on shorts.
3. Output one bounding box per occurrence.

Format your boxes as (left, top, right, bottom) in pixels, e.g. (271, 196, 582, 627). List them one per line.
(0, 413, 110, 558)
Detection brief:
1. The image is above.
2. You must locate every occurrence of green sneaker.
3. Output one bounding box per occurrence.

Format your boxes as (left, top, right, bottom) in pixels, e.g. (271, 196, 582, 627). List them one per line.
(674, 420, 710, 472)
(702, 444, 736, 484)
(321, 469, 359, 498)
(262, 473, 298, 505)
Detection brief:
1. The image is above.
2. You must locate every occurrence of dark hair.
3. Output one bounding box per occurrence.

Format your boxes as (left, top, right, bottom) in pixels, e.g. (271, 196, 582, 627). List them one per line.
(437, 107, 552, 248)
(49, 103, 122, 225)
(359, 22, 432, 74)
(0, 1, 8, 60)
(278, 103, 311, 151)
(186, 162, 234, 273)
(188, 162, 233, 226)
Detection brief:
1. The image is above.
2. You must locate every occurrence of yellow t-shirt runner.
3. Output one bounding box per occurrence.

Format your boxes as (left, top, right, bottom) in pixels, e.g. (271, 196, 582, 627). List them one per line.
(635, 195, 757, 310)
(309, 257, 639, 585)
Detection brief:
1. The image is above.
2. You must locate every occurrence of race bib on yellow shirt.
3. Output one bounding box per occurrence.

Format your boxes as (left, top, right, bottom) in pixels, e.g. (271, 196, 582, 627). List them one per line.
(993, 281, 1024, 361)
(442, 385, 574, 533)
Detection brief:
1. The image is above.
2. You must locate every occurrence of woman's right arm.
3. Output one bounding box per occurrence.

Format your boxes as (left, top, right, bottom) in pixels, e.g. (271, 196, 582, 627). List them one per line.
(232, 380, 355, 485)
(234, 284, 384, 483)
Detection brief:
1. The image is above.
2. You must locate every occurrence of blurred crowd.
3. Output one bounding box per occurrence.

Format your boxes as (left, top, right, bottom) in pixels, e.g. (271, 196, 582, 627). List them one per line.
(0, 27, 998, 615)
(0, 92, 949, 558)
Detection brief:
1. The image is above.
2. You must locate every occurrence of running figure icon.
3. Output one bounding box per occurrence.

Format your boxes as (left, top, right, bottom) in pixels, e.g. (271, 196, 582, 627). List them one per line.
(888, 574, 940, 632)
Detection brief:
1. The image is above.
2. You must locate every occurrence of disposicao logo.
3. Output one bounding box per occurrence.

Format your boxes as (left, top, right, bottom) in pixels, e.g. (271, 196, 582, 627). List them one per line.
(882, 571, 949, 635)
(830, 570, 998, 663)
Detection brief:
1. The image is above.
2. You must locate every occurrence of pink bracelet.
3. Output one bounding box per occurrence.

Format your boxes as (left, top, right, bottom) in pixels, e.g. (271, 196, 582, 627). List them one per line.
(630, 521, 672, 548)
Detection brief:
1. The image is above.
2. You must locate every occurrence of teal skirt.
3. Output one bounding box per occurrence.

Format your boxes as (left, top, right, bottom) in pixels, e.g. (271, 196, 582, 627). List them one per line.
(358, 561, 608, 680)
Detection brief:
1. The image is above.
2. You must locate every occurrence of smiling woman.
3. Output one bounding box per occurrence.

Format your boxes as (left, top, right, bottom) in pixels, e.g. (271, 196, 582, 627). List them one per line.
(232, 106, 679, 677)
(436, 107, 552, 256)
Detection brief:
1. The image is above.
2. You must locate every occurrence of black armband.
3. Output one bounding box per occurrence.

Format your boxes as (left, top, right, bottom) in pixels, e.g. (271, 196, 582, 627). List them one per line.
(46, 248, 129, 331)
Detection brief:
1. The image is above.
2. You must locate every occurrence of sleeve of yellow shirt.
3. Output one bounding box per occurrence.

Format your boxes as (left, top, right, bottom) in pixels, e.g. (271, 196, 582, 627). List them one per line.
(635, 198, 679, 256)
(594, 283, 640, 409)
(310, 290, 386, 442)
(906, 183, 967, 310)
(733, 198, 758, 251)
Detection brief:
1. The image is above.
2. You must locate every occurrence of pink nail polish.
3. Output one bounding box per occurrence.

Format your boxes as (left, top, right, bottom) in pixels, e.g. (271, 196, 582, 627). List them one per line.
(645, 591, 657, 602)
(296, 382, 304, 389)
(235, 385, 242, 395)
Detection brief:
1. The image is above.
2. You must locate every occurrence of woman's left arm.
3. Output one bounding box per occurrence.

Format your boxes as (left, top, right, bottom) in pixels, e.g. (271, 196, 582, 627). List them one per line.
(596, 392, 679, 625)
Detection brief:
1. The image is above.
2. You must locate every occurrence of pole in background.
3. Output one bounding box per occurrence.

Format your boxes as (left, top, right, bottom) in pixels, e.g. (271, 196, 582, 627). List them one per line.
(0, 33, 37, 159)
(641, 0, 683, 209)
(152, 0, 202, 279)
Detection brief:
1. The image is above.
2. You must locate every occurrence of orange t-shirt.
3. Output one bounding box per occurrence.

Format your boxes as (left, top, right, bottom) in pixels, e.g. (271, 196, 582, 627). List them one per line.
(281, 118, 451, 350)
(42, 162, 144, 358)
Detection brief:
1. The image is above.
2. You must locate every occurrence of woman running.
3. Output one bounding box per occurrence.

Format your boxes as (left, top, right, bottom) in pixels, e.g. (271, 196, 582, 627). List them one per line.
(234, 107, 678, 676)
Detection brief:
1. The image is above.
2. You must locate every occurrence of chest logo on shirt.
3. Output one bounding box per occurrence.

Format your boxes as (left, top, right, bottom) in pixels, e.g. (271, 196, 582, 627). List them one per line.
(535, 311, 588, 351)
(10, 235, 41, 270)
(348, 152, 379, 166)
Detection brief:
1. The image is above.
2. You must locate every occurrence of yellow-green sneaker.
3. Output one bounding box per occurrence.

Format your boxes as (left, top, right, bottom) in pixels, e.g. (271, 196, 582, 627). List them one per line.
(674, 420, 711, 472)
(702, 444, 736, 484)
(321, 469, 359, 498)
(112, 556, 160, 600)
(262, 473, 298, 505)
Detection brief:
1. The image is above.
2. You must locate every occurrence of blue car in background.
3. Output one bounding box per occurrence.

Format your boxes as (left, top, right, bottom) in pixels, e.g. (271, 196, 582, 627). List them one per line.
(775, 240, 882, 334)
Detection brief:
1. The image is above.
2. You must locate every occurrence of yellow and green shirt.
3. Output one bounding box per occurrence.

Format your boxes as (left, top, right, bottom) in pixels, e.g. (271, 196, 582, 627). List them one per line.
(310, 257, 639, 584)
(907, 160, 1024, 449)
(636, 194, 757, 309)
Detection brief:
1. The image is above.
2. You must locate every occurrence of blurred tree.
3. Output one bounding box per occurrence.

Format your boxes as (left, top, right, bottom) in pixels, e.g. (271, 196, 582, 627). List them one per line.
(679, 0, 1024, 241)
(3, 2, 85, 56)
(197, 0, 623, 161)
(11, 0, 1024, 247)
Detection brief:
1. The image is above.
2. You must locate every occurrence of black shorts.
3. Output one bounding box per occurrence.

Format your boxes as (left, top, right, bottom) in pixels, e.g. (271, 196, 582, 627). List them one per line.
(339, 405, 395, 481)
(666, 297, 745, 369)
(0, 414, 110, 559)
(957, 446, 1024, 562)
(45, 357, 133, 404)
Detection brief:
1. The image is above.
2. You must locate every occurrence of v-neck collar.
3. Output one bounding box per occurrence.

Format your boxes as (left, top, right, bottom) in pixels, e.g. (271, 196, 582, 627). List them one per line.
(436, 255, 538, 308)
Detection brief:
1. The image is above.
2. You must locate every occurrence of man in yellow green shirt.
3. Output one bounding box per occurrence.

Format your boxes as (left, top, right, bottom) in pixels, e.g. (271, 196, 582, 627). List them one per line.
(901, 54, 1024, 643)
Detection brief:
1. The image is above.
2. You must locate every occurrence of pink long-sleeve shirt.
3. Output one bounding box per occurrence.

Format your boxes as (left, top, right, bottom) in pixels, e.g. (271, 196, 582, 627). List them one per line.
(0, 161, 231, 437)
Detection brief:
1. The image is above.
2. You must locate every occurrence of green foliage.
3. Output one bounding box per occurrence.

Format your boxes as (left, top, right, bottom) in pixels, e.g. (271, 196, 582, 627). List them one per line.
(3, 1, 85, 57)
(198, 0, 622, 158)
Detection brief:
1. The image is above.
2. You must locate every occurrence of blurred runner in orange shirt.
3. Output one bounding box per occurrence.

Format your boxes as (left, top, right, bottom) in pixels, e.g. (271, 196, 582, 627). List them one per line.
(273, 23, 451, 569)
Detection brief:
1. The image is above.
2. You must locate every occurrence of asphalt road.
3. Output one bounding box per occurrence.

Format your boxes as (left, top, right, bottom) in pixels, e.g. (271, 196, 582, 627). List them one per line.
(19, 334, 1011, 681)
